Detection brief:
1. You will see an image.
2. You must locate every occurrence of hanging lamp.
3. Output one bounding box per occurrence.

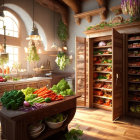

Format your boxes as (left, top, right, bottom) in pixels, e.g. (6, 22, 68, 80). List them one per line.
(121, 0, 140, 16)
(26, 0, 41, 41)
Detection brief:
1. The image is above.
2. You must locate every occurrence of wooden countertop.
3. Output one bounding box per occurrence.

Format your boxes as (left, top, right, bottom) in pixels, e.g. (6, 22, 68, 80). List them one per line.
(0, 95, 80, 121)
(0, 77, 52, 85)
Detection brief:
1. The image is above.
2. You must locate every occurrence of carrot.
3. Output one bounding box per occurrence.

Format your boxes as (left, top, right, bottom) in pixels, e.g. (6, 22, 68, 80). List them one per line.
(38, 90, 51, 97)
(34, 86, 47, 94)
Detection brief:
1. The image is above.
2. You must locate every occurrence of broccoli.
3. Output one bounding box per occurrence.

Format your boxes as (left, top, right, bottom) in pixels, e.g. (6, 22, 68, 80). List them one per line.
(0, 90, 25, 110)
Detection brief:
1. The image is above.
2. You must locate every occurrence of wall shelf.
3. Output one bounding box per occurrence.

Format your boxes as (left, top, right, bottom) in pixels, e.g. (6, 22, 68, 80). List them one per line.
(74, 7, 106, 25)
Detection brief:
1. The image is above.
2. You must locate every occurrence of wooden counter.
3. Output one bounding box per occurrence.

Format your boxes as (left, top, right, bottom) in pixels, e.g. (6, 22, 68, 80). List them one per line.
(0, 75, 66, 99)
(0, 95, 79, 140)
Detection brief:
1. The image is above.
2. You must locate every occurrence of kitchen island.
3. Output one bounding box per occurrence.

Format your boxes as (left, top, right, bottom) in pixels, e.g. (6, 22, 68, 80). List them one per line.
(0, 95, 79, 140)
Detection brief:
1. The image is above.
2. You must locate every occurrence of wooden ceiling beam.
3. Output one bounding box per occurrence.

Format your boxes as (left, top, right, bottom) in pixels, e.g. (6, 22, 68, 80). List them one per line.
(96, 0, 106, 7)
(36, 0, 68, 25)
(62, 0, 80, 14)
(96, 0, 107, 20)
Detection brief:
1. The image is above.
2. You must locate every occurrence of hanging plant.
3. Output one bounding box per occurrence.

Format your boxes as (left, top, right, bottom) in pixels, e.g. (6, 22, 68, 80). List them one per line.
(0, 54, 9, 66)
(55, 52, 70, 70)
(27, 41, 40, 63)
(121, 0, 140, 16)
(57, 19, 68, 44)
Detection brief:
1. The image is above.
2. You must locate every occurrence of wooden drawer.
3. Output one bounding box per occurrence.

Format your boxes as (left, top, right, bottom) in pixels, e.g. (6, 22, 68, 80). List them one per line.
(28, 82, 39, 89)
(14, 84, 28, 90)
(38, 80, 51, 88)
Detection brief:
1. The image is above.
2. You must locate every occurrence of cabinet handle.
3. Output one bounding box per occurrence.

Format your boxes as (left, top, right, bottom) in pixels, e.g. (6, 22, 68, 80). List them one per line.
(116, 73, 119, 85)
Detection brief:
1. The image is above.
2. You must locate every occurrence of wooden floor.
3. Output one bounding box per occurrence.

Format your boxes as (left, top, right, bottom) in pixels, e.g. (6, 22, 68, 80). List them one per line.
(0, 108, 140, 140)
(69, 108, 140, 140)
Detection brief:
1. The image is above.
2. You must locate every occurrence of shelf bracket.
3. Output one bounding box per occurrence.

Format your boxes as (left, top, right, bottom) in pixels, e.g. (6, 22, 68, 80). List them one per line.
(75, 18, 81, 25)
(86, 15, 92, 23)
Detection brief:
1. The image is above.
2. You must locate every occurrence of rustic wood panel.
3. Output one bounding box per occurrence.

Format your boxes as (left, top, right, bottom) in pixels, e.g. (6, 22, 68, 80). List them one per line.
(75, 37, 86, 107)
(14, 84, 28, 90)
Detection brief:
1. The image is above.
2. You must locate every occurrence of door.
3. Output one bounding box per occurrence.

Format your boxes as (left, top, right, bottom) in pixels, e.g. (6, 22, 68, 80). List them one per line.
(75, 37, 87, 107)
(112, 28, 123, 121)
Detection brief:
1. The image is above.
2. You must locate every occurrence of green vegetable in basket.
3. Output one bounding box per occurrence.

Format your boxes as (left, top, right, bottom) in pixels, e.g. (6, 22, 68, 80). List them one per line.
(46, 113, 65, 123)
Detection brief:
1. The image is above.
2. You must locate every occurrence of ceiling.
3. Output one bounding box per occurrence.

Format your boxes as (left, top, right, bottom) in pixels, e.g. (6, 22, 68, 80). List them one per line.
(35, 0, 108, 25)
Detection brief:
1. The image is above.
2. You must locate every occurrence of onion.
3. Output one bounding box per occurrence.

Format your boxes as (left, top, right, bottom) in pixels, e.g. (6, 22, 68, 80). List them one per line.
(23, 101, 31, 107)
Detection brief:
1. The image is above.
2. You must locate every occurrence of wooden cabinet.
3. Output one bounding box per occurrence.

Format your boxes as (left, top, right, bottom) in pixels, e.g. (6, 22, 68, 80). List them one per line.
(126, 32, 140, 118)
(76, 29, 123, 120)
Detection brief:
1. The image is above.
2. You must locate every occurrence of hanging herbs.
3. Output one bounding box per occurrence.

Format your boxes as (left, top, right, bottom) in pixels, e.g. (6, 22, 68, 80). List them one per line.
(57, 19, 68, 44)
(121, 0, 140, 16)
(55, 52, 70, 70)
(0, 54, 9, 66)
(27, 41, 40, 63)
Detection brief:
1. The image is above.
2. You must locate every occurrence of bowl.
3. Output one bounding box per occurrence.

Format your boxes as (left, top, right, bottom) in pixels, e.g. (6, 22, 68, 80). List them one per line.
(46, 117, 67, 129)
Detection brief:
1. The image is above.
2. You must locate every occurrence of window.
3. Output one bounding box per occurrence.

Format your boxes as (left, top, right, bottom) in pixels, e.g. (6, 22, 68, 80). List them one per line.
(6, 46, 19, 68)
(0, 11, 19, 37)
(0, 10, 19, 68)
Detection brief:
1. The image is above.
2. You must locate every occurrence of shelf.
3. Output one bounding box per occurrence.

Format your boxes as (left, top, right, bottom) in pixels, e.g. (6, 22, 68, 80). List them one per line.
(128, 39, 140, 42)
(93, 45, 112, 49)
(93, 95, 112, 99)
(94, 63, 112, 66)
(128, 56, 140, 58)
(128, 100, 140, 103)
(93, 54, 112, 56)
(128, 47, 140, 50)
(128, 81, 140, 83)
(128, 73, 140, 76)
(93, 71, 112, 74)
(93, 103, 112, 111)
(94, 79, 112, 82)
(128, 66, 140, 68)
(128, 90, 140, 92)
(74, 7, 106, 25)
(93, 87, 112, 91)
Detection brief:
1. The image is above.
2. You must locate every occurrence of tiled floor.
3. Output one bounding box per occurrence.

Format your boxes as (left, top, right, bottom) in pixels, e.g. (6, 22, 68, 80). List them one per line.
(69, 108, 140, 140)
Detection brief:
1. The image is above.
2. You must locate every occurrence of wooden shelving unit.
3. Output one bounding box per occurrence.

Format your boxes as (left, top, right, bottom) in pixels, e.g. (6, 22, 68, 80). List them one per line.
(88, 29, 123, 121)
(127, 33, 140, 117)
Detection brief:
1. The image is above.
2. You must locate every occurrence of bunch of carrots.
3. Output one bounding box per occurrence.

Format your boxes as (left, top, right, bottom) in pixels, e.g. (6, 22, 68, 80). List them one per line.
(33, 86, 64, 101)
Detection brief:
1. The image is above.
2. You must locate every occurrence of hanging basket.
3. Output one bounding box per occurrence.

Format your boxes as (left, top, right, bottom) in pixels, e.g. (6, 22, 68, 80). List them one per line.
(121, 0, 140, 16)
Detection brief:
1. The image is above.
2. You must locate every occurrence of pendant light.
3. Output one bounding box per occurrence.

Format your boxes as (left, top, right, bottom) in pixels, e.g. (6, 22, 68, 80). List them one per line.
(26, 0, 41, 41)
(51, 6, 57, 49)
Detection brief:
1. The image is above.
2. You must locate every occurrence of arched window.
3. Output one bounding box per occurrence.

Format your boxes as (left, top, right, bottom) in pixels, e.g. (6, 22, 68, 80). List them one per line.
(0, 10, 19, 68)
(0, 11, 19, 37)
